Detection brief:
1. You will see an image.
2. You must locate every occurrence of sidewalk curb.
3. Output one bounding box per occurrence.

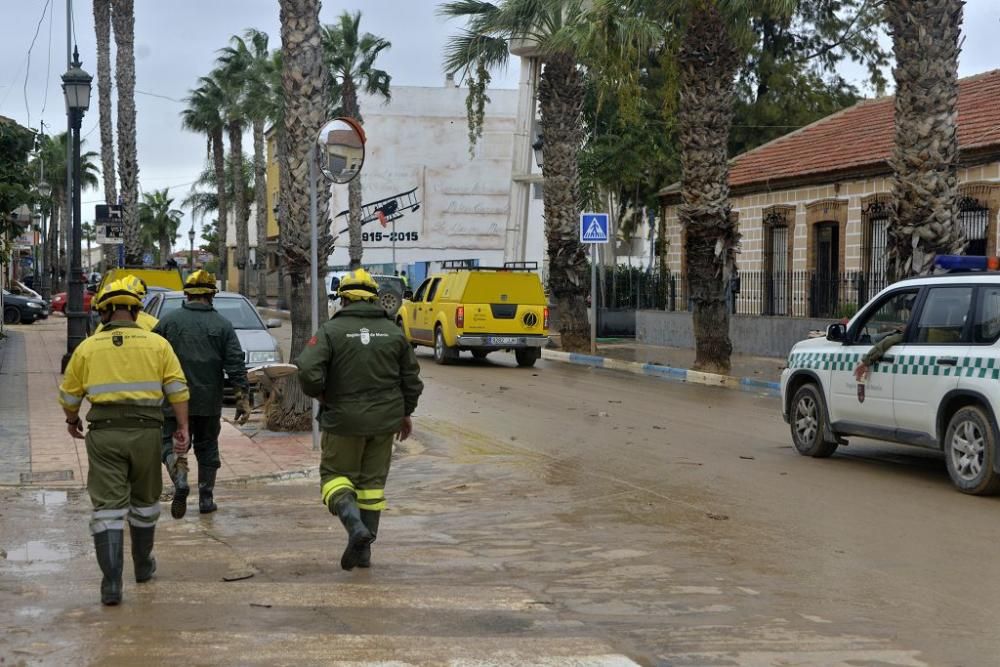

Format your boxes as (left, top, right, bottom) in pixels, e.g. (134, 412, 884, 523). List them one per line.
(541, 349, 781, 396)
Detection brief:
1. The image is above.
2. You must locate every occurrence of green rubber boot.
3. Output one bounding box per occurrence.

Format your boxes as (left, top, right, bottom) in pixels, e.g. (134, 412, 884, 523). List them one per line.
(130, 525, 157, 583)
(357, 510, 380, 568)
(94, 530, 124, 606)
(330, 494, 373, 571)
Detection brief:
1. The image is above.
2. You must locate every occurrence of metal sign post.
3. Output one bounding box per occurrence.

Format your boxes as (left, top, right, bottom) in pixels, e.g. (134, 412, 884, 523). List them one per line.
(580, 212, 610, 355)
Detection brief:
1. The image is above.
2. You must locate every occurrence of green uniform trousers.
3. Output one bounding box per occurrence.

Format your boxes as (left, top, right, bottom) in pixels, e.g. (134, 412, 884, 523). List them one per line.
(319, 432, 394, 511)
(85, 424, 162, 535)
(161, 415, 223, 469)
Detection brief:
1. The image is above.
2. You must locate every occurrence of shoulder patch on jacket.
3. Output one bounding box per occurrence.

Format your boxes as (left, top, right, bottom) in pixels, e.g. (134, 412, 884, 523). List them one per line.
(307, 335, 318, 346)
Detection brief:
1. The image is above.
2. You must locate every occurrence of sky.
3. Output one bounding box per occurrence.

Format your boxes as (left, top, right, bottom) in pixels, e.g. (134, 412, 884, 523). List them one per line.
(2, 0, 999, 244)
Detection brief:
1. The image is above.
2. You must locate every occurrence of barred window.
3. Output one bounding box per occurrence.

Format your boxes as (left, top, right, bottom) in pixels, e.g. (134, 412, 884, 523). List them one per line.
(958, 196, 989, 256)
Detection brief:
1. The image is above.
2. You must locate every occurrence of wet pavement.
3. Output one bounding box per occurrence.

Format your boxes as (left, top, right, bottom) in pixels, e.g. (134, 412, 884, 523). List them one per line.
(3, 326, 1000, 665)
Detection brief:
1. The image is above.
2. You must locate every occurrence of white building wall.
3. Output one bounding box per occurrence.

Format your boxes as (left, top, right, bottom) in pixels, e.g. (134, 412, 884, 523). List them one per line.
(326, 85, 521, 278)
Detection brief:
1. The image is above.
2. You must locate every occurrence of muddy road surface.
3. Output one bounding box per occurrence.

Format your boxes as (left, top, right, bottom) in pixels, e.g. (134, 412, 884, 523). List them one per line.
(2, 351, 998, 666)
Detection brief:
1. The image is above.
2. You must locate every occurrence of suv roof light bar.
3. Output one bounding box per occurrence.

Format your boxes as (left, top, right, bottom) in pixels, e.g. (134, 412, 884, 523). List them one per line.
(934, 255, 1000, 272)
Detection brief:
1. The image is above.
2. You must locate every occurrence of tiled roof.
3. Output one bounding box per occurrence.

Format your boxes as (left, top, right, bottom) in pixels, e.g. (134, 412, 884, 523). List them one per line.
(662, 69, 1000, 197)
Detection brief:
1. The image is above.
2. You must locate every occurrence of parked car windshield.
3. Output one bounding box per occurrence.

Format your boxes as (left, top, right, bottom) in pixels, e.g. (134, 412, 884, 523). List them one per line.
(159, 295, 266, 330)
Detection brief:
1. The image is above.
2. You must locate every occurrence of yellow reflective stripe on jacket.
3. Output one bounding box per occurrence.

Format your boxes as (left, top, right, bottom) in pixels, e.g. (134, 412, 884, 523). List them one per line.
(58, 324, 189, 409)
(321, 476, 355, 506)
(356, 488, 386, 511)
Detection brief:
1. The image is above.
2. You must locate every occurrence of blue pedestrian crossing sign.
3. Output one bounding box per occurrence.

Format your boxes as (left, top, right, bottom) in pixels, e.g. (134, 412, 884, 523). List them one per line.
(580, 212, 610, 243)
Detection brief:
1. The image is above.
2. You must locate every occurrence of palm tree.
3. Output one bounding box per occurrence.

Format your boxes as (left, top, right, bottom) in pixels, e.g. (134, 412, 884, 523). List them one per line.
(93, 0, 117, 269)
(81, 222, 96, 272)
(671, 0, 793, 374)
(219, 29, 280, 305)
(181, 75, 229, 289)
(138, 189, 183, 264)
(31, 133, 100, 292)
(272, 0, 332, 430)
(440, 0, 611, 352)
(182, 157, 255, 232)
(212, 59, 251, 296)
(886, 0, 964, 278)
(111, 0, 141, 265)
(322, 11, 392, 270)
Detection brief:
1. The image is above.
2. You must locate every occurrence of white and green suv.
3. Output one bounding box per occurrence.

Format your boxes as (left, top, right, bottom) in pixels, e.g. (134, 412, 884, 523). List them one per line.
(781, 261, 1000, 495)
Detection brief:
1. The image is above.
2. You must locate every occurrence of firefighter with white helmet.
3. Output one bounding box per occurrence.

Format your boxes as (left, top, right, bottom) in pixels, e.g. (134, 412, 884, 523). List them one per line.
(296, 268, 424, 570)
(59, 279, 191, 605)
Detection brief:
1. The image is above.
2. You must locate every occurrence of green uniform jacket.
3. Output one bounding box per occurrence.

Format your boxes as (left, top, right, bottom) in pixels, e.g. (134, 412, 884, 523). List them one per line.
(153, 301, 248, 417)
(296, 300, 423, 436)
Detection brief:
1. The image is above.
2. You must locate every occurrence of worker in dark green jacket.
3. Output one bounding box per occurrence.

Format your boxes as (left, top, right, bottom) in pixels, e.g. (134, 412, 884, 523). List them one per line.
(296, 268, 423, 571)
(154, 270, 250, 519)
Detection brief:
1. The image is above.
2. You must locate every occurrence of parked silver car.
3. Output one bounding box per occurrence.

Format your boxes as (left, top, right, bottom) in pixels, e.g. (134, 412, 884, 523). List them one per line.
(143, 291, 283, 376)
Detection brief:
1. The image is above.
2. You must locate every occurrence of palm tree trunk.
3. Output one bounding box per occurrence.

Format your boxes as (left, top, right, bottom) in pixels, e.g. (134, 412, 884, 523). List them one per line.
(677, 1, 740, 375)
(342, 83, 364, 270)
(112, 0, 141, 265)
(229, 122, 249, 295)
(270, 0, 331, 430)
(887, 0, 964, 278)
(211, 128, 228, 290)
(537, 52, 589, 352)
(159, 236, 169, 265)
(47, 202, 60, 293)
(93, 0, 118, 270)
(253, 118, 269, 306)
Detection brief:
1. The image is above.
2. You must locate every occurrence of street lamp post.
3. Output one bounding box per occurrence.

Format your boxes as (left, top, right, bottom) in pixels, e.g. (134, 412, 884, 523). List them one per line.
(188, 225, 196, 272)
(36, 180, 52, 300)
(61, 48, 93, 371)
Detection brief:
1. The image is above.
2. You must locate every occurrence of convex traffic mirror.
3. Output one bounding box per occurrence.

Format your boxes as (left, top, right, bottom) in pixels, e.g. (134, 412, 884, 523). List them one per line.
(318, 117, 366, 184)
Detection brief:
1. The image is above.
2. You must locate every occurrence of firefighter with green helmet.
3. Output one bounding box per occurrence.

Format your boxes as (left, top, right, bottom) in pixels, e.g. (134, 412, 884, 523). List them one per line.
(59, 278, 190, 605)
(296, 268, 424, 570)
(154, 269, 250, 518)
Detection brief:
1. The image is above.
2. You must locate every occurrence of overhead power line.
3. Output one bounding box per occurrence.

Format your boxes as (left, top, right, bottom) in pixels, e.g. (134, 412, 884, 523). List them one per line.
(21, 0, 54, 127)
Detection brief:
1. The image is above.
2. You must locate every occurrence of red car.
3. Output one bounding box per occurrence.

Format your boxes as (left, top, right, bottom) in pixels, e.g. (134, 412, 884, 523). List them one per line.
(51, 289, 95, 313)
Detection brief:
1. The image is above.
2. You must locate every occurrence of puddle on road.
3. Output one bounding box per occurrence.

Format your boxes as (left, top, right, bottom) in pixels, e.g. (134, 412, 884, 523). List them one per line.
(28, 490, 68, 507)
(3, 540, 72, 573)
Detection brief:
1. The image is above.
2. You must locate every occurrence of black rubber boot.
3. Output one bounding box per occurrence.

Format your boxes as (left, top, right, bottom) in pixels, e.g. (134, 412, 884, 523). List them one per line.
(166, 454, 189, 519)
(330, 494, 373, 571)
(198, 465, 218, 514)
(129, 525, 157, 583)
(357, 510, 380, 568)
(93, 530, 124, 606)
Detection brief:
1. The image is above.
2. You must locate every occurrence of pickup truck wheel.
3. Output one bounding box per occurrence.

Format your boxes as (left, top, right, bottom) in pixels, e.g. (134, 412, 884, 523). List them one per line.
(515, 348, 540, 368)
(944, 406, 1000, 495)
(3, 306, 21, 325)
(433, 327, 457, 365)
(790, 384, 838, 458)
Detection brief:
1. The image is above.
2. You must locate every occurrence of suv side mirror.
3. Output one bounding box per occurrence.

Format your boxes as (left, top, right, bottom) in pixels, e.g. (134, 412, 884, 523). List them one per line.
(826, 323, 847, 343)
(403, 290, 413, 300)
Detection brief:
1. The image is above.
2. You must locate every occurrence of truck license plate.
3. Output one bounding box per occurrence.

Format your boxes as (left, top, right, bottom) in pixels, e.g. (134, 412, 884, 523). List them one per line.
(488, 336, 518, 346)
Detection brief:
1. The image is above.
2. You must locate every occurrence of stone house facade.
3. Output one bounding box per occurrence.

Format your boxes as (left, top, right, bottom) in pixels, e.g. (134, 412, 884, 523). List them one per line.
(658, 69, 1000, 317)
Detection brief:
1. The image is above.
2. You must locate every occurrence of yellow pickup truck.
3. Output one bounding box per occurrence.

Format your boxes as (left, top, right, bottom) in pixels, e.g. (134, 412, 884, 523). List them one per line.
(97, 266, 185, 294)
(396, 263, 549, 367)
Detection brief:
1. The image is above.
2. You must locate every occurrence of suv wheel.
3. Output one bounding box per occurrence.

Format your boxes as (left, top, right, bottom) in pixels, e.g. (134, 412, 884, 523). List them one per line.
(515, 348, 540, 368)
(790, 384, 838, 458)
(433, 327, 457, 365)
(944, 406, 1000, 495)
(3, 306, 21, 325)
